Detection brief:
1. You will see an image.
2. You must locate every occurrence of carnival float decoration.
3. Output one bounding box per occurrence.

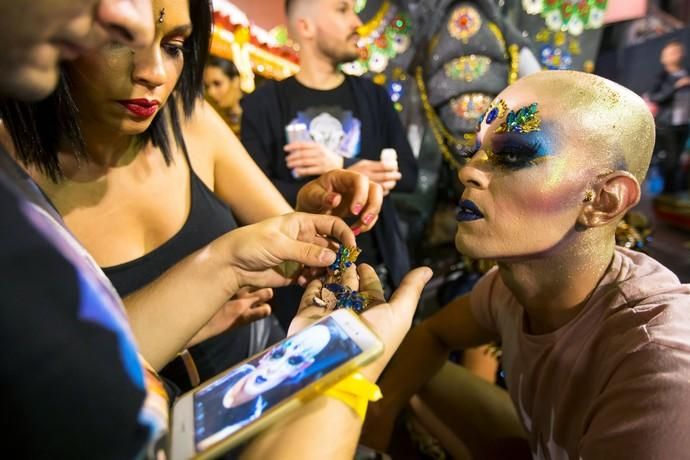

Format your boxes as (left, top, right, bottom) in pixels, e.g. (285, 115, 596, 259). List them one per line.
(211, 0, 299, 92)
(509, 0, 609, 72)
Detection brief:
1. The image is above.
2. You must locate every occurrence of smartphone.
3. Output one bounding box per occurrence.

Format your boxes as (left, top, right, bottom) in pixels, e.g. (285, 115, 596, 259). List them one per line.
(170, 309, 383, 460)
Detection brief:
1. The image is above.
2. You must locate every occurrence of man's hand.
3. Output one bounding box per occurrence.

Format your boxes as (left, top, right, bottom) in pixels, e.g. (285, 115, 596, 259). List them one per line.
(675, 76, 690, 88)
(296, 169, 384, 233)
(186, 287, 273, 348)
(216, 212, 356, 293)
(289, 264, 432, 382)
(285, 141, 344, 178)
(347, 160, 401, 196)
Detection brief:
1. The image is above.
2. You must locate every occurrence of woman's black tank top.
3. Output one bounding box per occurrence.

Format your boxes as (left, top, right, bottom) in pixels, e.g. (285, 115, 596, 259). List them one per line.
(102, 153, 249, 391)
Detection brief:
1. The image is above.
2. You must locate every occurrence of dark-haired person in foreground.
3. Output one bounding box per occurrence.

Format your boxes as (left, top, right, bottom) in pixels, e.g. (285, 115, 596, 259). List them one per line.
(363, 71, 690, 459)
(0, 0, 431, 458)
(0, 1, 166, 458)
(0, 0, 387, 390)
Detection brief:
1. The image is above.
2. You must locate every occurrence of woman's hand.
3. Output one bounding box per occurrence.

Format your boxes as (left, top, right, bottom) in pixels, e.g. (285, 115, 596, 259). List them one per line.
(296, 170, 383, 233)
(186, 287, 273, 347)
(289, 264, 432, 382)
(216, 212, 356, 293)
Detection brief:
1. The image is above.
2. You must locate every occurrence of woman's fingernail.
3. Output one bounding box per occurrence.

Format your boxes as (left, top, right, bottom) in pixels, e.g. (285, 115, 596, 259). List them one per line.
(352, 226, 362, 236)
(363, 214, 375, 225)
(352, 203, 363, 215)
(320, 249, 335, 263)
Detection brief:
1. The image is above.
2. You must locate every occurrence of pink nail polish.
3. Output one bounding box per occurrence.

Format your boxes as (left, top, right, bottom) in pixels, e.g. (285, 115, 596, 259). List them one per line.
(363, 214, 374, 225)
(352, 226, 362, 236)
(352, 204, 363, 215)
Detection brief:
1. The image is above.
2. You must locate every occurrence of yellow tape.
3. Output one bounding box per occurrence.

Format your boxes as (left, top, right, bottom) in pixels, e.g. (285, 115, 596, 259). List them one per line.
(323, 372, 382, 420)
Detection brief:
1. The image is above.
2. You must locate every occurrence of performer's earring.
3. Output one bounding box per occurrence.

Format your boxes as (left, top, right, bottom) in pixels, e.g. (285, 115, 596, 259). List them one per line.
(583, 190, 595, 203)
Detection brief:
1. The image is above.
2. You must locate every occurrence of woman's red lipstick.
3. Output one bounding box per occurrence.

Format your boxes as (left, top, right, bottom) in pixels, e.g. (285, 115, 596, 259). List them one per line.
(117, 99, 160, 118)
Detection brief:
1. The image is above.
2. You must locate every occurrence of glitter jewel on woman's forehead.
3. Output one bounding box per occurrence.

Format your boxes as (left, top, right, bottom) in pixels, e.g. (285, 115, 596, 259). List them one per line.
(495, 102, 541, 134)
(484, 99, 509, 125)
(158, 8, 166, 24)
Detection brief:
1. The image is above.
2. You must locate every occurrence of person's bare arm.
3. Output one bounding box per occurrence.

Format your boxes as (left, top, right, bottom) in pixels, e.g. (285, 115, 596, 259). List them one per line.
(242, 265, 433, 460)
(189, 100, 293, 224)
(361, 294, 497, 451)
(124, 213, 356, 370)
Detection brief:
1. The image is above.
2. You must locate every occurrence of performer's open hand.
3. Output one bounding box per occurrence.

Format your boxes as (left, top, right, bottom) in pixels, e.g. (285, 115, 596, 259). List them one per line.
(289, 264, 432, 381)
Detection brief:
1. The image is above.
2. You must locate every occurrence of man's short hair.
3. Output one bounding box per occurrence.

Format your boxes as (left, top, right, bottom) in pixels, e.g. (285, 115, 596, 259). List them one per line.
(285, 0, 313, 18)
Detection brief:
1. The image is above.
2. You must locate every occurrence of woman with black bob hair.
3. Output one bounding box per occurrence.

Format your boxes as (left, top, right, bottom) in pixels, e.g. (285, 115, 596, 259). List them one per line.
(1, 0, 212, 182)
(0, 0, 382, 395)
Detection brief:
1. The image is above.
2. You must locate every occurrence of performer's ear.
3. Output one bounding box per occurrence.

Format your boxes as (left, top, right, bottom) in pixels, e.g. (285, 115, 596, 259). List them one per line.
(577, 171, 640, 228)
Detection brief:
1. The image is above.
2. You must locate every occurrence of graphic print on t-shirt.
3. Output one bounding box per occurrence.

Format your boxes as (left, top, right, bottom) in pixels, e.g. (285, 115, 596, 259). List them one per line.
(287, 106, 361, 158)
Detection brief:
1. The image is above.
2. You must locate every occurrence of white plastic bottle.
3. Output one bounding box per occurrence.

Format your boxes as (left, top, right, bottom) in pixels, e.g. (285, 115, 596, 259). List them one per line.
(380, 148, 398, 170)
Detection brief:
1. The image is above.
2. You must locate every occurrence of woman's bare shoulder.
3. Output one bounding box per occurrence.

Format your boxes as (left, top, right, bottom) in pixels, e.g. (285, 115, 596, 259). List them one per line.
(184, 98, 228, 135)
(182, 98, 241, 162)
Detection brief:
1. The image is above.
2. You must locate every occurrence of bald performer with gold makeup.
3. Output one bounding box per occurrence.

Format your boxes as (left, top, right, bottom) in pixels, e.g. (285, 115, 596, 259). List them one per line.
(361, 70, 690, 459)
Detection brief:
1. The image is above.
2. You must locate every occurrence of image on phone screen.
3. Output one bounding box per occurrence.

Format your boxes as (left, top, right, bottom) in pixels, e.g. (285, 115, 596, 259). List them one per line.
(193, 316, 363, 451)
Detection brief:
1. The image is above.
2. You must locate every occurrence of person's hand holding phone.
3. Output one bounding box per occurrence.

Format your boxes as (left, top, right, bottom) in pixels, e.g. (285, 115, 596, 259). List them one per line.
(290, 264, 432, 382)
(675, 76, 690, 89)
(296, 169, 384, 234)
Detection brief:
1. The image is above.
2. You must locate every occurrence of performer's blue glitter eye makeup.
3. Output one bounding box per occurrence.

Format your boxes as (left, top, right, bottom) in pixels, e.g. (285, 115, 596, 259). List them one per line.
(489, 132, 552, 170)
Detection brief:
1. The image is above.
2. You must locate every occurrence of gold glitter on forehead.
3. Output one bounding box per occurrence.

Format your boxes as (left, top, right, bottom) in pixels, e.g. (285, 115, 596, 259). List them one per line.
(500, 71, 655, 183)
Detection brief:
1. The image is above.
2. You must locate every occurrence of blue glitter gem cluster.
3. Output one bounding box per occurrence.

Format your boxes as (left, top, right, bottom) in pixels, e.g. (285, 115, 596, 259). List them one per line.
(324, 283, 368, 313)
(329, 246, 361, 273)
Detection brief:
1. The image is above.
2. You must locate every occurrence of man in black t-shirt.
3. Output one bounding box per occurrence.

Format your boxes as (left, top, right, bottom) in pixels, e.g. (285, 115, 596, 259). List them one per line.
(241, 0, 418, 327)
